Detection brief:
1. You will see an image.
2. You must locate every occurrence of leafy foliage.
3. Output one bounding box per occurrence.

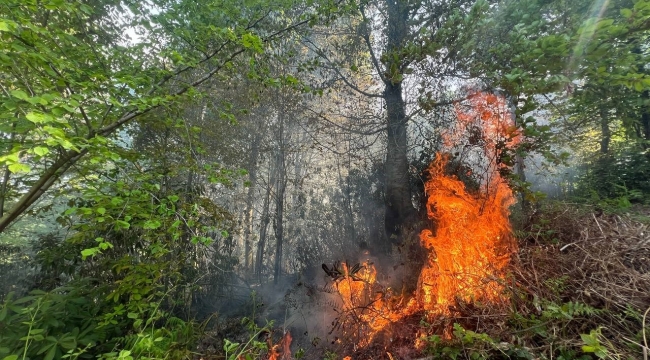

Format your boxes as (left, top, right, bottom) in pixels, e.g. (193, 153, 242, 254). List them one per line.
(574, 148, 650, 208)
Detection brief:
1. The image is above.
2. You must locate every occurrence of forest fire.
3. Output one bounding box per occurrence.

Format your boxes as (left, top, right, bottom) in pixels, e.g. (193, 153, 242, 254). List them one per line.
(330, 92, 519, 355)
(418, 92, 519, 316)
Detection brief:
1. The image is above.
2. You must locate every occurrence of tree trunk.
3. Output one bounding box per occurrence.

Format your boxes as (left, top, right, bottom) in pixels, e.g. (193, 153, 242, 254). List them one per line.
(273, 171, 286, 284)
(641, 90, 650, 150)
(255, 161, 276, 280)
(381, 0, 415, 250)
(600, 107, 611, 154)
(336, 140, 357, 245)
(243, 131, 262, 272)
(273, 105, 287, 285)
(507, 93, 529, 211)
(0, 122, 17, 218)
(0, 148, 88, 233)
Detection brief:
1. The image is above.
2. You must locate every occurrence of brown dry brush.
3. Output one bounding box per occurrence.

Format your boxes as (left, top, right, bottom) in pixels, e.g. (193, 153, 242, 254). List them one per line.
(201, 203, 649, 359)
(508, 202, 650, 359)
(332, 203, 650, 359)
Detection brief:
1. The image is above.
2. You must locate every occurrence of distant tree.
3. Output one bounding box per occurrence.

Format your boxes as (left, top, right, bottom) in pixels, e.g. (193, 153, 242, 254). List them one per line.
(306, 0, 491, 253)
(0, 0, 328, 233)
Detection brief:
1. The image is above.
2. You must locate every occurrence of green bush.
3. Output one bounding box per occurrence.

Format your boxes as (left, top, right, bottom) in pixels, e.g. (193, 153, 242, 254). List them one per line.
(0, 284, 112, 360)
(574, 148, 650, 207)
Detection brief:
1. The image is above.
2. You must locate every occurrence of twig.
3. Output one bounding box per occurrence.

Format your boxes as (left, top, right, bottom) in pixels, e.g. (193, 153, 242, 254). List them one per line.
(592, 213, 604, 236)
(641, 307, 650, 360)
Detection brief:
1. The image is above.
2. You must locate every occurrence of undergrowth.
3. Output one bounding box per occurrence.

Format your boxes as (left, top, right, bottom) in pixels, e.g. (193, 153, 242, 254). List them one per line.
(305, 200, 650, 360)
(2, 200, 648, 360)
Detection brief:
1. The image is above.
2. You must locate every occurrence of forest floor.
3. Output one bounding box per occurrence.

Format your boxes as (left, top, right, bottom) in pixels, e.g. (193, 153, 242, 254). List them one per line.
(205, 201, 650, 360)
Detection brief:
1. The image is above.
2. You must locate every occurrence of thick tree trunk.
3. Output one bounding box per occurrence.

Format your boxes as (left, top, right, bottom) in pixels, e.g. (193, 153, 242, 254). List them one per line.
(381, 0, 415, 249)
(383, 82, 415, 243)
(0, 167, 10, 219)
(342, 167, 356, 243)
(506, 93, 530, 210)
(336, 141, 357, 244)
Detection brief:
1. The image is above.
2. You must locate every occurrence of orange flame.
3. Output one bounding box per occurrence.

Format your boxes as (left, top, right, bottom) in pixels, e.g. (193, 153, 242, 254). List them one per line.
(335, 92, 519, 355)
(334, 261, 418, 347)
(417, 153, 515, 312)
(418, 92, 518, 314)
(268, 331, 292, 360)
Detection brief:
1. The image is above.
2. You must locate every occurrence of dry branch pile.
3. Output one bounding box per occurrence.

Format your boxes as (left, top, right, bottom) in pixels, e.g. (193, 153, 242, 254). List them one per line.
(512, 203, 650, 358)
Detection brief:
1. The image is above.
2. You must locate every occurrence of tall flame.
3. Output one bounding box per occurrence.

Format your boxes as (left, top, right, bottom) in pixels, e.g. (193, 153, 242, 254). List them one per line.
(333, 92, 519, 354)
(417, 153, 515, 312)
(418, 92, 518, 314)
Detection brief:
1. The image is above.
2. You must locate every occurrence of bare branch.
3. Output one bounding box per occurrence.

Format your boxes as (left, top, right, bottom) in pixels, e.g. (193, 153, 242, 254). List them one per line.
(305, 108, 387, 136)
(359, 6, 388, 84)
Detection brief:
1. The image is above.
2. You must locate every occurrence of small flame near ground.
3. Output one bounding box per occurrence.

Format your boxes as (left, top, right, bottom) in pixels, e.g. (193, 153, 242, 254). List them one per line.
(333, 92, 520, 355)
(268, 331, 292, 360)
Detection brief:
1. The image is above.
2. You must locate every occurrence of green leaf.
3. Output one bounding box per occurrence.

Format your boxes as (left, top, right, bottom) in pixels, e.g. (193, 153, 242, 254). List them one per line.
(33, 146, 49, 156)
(0, 20, 13, 32)
(241, 33, 263, 53)
(9, 90, 30, 101)
(3, 355, 19, 360)
(142, 220, 161, 229)
(81, 248, 98, 259)
(59, 336, 77, 350)
(26, 112, 54, 124)
(0, 152, 19, 164)
(96, 207, 106, 215)
(0, 306, 7, 321)
(42, 126, 65, 138)
(582, 345, 596, 353)
(8, 163, 30, 173)
(634, 81, 644, 92)
(44, 346, 56, 360)
(115, 220, 130, 229)
(224, 339, 240, 353)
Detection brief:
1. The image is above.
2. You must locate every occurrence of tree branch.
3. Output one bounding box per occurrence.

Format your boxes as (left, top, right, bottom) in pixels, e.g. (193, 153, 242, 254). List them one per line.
(305, 108, 387, 135)
(0, 14, 313, 233)
(359, 6, 388, 84)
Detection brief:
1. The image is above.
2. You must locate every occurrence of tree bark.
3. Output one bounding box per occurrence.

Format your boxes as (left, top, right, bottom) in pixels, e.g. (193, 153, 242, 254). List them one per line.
(243, 131, 262, 272)
(255, 159, 276, 280)
(641, 90, 650, 150)
(383, 82, 414, 242)
(273, 100, 287, 285)
(382, 0, 415, 248)
(339, 152, 357, 244)
(0, 122, 17, 219)
(600, 107, 611, 154)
